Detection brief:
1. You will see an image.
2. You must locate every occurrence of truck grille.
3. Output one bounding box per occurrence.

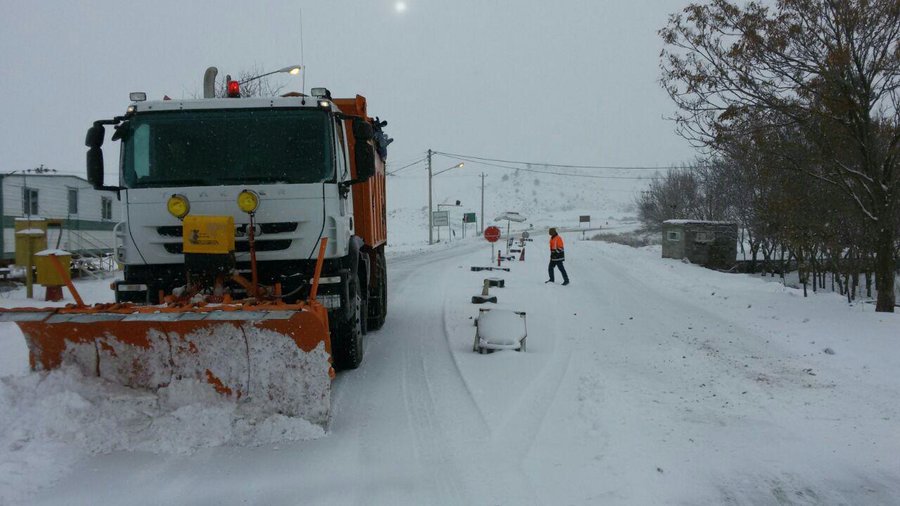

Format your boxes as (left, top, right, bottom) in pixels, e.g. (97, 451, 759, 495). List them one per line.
(260, 222, 298, 234)
(157, 222, 299, 237)
(163, 240, 293, 254)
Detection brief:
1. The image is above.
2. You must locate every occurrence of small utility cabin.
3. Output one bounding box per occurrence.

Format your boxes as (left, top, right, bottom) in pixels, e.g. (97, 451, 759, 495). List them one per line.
(661, 220, 738, 269)
(0, 174, 120, 264)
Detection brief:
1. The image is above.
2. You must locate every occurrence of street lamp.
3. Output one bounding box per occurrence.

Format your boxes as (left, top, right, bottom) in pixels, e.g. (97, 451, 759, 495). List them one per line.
(437, 201, 462, 242)
(428, 158, 464, 245)
(225, 65, 302, 98)
(238, 65, 302, 84)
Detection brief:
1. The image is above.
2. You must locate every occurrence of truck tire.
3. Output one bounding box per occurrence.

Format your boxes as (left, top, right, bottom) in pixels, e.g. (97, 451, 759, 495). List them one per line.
(367, 251, 387, 330)
(359, 279, 369, 336)
(333, 283, 364, 370)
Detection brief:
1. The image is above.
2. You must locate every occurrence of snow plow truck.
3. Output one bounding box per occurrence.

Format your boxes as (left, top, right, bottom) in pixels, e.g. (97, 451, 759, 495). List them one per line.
(0, 69, 390, 425)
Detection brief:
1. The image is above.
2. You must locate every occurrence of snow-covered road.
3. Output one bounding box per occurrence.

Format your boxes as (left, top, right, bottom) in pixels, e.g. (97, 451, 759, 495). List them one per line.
(3, 234, 899, 505)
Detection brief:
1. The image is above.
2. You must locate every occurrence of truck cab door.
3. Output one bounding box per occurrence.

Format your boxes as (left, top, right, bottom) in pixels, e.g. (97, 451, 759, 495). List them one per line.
(334, 119, 351, 222)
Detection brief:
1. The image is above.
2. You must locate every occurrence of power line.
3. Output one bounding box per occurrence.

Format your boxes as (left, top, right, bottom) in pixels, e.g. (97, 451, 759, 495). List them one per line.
(386, 157, 426, 176)
(436, 154, 660, 180)
(386, 152, 428, 168)
(3, 169, 86, 178)
(433, 150, 694, 171)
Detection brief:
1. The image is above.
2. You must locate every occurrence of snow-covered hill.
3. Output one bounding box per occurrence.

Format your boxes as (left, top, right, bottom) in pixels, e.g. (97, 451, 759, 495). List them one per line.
(385, 161, 651, 250)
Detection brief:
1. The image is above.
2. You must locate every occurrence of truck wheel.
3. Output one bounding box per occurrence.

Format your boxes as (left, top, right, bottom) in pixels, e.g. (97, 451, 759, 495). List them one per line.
(367, 251, 387, 330)
(333, 287, 364, 370)
(359, 280, 369, 336)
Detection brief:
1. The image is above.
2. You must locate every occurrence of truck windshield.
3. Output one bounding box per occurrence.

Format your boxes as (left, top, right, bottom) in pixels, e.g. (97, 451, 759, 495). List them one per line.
(121, 108, 334, 188)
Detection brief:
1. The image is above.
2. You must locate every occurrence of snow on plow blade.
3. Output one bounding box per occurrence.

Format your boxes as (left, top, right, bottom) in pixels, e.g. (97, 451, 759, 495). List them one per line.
(0, 303, 333, 425)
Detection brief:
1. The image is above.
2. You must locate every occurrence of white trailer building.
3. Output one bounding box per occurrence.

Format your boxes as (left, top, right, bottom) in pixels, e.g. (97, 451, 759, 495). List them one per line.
(1, 173, 121, 263)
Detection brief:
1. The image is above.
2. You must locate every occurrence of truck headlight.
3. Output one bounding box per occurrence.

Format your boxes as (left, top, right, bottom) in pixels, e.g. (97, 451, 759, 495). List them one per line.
(237, 190, 260, 214)
(167, 194, 190, 219)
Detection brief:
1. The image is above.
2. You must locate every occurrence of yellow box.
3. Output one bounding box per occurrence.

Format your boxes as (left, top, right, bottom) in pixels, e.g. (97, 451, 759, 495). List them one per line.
(14, 219, 48, 267)
(34, 251, 72, 286)
(182, 215, 235, 255)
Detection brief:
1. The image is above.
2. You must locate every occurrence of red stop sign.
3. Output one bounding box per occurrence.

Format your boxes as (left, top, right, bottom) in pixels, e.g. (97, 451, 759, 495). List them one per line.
(484, 226, 501, 243)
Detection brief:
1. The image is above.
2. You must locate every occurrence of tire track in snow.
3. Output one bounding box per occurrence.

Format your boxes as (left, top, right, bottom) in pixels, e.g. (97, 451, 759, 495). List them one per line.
(324, 243, 485, 504)
(494, 347, 575, 462)
(391, 241, 492, 436)
(395, 241, 551, 503)
(324, 241, 499, 504)
(350, 241, 574, 504)
(440, 289, 491, 433)
(388, 241, 484, 287)
(395, 255, 473, 505)
(542, 254, 618, 467)
(400, 243, 557, 504)
(486, 276, 576, 466)
(400, 339, 466, 504)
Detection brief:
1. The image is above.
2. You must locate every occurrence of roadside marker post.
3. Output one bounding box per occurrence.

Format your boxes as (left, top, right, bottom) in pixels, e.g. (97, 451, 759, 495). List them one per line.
(484, 226, 501, 263)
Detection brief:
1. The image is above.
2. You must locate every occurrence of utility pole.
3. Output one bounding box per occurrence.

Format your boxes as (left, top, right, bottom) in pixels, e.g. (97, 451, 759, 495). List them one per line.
(480, 172, 486, 234)
(427, 149, 433, 245)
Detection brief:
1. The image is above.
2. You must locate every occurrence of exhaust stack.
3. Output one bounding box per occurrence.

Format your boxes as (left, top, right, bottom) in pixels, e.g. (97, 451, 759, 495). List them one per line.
(203, 67, 218, 98)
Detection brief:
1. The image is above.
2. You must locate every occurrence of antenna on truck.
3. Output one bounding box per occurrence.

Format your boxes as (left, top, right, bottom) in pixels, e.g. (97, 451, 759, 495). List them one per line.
(300, 8, 307, 95)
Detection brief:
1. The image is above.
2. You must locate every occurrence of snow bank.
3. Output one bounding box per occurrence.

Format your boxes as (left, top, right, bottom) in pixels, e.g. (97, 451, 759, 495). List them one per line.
(33, 249, 72, 257)
(0, 366, 325, 504)
(14, 228, 45, 236)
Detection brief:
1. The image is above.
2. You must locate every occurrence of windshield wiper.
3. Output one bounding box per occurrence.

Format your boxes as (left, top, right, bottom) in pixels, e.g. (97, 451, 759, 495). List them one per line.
(216, 176, 290, 184)
(136, 178, 210, 188)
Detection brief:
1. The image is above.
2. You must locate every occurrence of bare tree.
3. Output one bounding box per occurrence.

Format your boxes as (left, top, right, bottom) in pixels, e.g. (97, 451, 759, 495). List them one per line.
(660, 0, 900, 312)
(636, 163, 724, 231)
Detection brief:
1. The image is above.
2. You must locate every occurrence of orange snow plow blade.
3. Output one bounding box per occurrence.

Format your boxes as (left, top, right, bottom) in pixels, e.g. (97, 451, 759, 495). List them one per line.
(0, 301, 334, 425)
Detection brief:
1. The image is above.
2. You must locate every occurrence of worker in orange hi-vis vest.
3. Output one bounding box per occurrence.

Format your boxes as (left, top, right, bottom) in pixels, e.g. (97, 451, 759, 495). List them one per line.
(546, 227, 569, 285)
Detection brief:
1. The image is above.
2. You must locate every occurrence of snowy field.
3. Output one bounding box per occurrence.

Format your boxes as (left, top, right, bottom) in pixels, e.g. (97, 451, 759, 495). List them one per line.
(1, 170, 899, 505)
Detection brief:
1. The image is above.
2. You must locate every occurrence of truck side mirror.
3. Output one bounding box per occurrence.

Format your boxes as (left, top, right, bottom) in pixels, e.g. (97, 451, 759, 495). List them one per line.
(352, 120, 374, 141)
(354, 140, 375, 181)
(352, 119, 375, 180)
(85, 124, 106, 189)
(85, 124, 105, 149)
(87, 147, 104, 189)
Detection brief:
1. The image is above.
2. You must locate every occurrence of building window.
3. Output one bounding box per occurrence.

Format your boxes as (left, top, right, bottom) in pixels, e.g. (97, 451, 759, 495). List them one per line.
(694, 231, 714, 243)
(23, 188, 38, 216)
(101, 197, 113, 220)
(667, 230, 681, 241)
(68, 188, 79, 214)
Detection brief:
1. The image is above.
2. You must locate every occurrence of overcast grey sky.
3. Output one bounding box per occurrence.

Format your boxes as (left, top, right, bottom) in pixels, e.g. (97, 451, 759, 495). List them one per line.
(0, 0, 696, 178)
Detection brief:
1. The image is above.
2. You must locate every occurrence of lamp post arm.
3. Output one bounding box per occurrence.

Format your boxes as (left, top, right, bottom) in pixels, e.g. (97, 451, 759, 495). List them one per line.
(239, 70, 279, 85)
(238, 65, 302, 85)
(433, 166, 461, 177)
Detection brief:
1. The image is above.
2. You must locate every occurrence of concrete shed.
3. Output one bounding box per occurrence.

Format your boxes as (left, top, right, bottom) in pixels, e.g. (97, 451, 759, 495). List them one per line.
(661, 220, 738, 269)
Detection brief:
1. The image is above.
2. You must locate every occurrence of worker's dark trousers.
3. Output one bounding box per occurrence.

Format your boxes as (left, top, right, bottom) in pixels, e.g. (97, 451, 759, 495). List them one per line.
(548, 260, 569, 283)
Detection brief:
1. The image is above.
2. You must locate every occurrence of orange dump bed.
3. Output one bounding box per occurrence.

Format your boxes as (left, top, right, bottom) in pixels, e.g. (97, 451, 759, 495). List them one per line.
(334, 95, 387, 249)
